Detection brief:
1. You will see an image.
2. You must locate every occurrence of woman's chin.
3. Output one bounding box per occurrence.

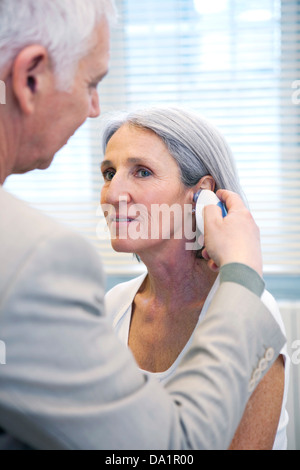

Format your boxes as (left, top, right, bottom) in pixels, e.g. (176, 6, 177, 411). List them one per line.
(110, 239, 135, 253)
(110, 238, 152, 255)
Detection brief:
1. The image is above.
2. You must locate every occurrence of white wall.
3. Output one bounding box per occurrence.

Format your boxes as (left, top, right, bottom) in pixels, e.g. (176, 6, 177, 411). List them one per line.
(280, 302, 300, 450)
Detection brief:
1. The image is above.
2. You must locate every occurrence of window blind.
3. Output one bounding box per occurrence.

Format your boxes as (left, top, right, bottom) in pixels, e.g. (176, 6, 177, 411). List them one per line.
(5, 0, 300, 277)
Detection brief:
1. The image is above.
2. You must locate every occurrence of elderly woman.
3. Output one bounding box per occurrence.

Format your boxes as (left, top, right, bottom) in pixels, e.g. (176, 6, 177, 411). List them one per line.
(100, 107, 289, 450)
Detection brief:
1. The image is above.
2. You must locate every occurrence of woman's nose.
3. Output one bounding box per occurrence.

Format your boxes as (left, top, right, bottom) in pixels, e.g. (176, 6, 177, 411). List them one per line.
(103, 173, 131, 206)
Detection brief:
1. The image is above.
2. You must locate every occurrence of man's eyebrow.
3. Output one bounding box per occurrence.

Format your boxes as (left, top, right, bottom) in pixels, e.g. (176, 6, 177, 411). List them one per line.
(94, 70, 109, 84)
(96, 70, 109, 82)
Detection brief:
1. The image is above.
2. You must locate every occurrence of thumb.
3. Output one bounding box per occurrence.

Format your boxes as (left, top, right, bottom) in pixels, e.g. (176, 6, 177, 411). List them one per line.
(216, 189, 245, 213)
(203, 202, 224, 233)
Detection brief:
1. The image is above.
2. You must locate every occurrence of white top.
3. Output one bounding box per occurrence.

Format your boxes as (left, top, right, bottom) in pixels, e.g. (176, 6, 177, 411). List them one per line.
(105, 273, 290, 450)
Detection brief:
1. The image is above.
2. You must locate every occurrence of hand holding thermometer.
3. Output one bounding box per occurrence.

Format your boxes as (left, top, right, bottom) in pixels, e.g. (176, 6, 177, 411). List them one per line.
(193, 190, 227, 244)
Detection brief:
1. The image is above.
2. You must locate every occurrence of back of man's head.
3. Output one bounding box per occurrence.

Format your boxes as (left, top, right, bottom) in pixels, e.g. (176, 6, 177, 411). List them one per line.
(0, 0, 117, 90)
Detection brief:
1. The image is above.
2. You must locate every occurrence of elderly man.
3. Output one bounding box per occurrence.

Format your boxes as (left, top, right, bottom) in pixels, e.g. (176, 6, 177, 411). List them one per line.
(0, 0, 285, 450)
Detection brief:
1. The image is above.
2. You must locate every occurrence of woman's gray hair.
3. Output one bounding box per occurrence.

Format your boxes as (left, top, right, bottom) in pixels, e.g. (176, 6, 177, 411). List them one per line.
(0, 0, 117, 90)
(102, 106, 245, 199)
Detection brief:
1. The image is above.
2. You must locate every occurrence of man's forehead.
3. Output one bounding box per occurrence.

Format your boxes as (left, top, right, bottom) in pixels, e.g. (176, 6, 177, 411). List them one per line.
(83, 20, 111, 74)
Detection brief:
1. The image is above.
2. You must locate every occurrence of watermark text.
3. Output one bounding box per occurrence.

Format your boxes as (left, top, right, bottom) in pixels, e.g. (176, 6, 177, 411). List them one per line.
(0, 80, 6, 105)
(0, 340, 6, 365)
(292, 340, 300, 365)
(97, 201, 203, 251)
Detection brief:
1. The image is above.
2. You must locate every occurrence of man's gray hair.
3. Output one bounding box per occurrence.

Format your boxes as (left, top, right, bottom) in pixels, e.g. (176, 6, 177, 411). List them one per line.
(0, 0, 117, 90)
(102, 107, 245, 199)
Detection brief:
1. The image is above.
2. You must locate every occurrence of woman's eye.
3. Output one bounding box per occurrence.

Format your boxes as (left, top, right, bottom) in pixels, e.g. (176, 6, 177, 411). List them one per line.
(103, 170, 115, 181)
(136, 168, 152, 178)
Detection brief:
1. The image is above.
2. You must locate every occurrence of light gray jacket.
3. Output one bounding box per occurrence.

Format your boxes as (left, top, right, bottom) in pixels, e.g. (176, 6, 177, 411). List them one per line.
(0, 187, 285, 450)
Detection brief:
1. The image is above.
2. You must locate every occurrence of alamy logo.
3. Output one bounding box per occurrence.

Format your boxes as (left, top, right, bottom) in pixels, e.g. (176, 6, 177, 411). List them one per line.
(0, 341, 6, 365)
(292, 80, 300, 105)
(0, 80, 6, 105)
(292, 340, 300, 365)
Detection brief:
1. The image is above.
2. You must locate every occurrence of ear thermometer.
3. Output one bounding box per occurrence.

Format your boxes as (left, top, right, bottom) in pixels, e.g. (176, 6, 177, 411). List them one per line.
(193, 190, 227, 238)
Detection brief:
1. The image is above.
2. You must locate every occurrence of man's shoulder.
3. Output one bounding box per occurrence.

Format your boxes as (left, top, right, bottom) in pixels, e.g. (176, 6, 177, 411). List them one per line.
(0, 187, 61, 235)
(0, 187, 102, 297)
(0, 187, 75, 262)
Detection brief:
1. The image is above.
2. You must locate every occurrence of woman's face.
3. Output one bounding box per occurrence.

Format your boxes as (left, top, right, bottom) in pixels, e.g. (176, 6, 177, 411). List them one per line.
(100, 124, 194, 255)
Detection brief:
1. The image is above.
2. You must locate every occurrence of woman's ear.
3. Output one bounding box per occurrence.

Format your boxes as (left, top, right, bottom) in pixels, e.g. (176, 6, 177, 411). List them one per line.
(198, 175, 216, 191)
(191, 175, 216, 202)
(12, 45, 50, 115)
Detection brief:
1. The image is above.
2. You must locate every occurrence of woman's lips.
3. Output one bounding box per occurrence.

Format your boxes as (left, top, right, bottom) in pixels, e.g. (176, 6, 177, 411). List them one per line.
(107, 215, 139, 229)
(109, 215, 136, 223)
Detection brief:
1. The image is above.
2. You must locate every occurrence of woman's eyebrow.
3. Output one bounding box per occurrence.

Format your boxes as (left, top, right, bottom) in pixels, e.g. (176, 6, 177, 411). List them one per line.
(101, 157, 152, 171)
(101, 159, 113, 171)
(126, 157, 151, 165)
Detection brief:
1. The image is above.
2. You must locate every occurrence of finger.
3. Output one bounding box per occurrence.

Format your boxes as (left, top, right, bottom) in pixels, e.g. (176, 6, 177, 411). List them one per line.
(207, 259, 220, 273)
(201, 249, 219, 272)
(216, 190, 245, 213)
(203, 203, 224, 231)
(201, 248, 210, 261)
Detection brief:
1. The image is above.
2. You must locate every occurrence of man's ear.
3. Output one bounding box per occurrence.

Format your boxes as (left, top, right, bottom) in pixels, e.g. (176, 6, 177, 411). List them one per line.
(12, 45, 50, 115)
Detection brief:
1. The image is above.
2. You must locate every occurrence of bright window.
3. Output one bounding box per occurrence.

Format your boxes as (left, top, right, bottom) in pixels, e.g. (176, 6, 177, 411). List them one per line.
(5, 0, 300, 290)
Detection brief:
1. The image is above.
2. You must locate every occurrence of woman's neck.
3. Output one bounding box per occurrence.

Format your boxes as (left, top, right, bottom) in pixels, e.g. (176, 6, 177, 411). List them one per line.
(138, 241, 218, 312)
(129, 242, 218, 372)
